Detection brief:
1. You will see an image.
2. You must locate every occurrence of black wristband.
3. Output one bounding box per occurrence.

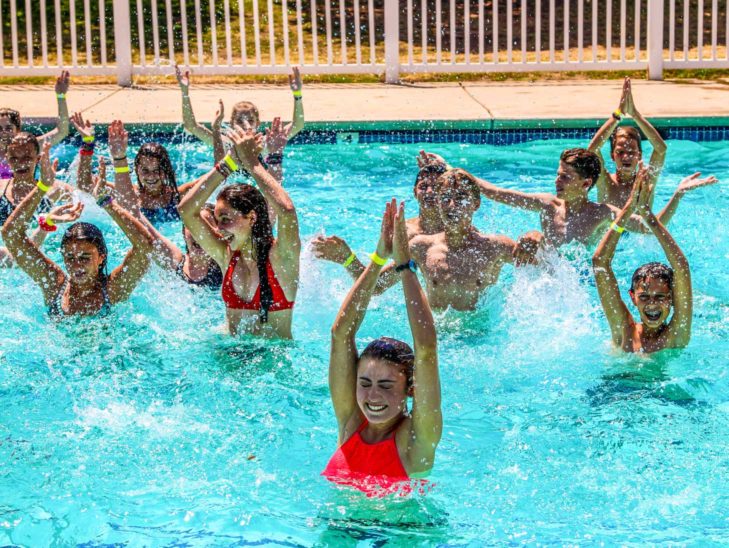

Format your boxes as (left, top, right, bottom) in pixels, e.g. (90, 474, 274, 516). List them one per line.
(395, 259, 417, 273)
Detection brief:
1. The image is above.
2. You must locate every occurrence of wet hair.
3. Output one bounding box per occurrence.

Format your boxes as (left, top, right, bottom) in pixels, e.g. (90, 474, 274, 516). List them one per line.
(630, 262, 674, 292)
(61, 222, 109, 285)
(359, 337, 415, 389)
(610, 126, 643, 154)
(436, 168, 481, 207)
(134, 143, 179, 204)
(9, 131, 40, 155)
(0, 108, 21, 130)
(560, 148, 601, 190)
(230, 101, 260, 127)
(218, 184, 274, 322)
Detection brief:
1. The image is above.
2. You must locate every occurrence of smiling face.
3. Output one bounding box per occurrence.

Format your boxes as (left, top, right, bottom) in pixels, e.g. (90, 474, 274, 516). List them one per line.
(135, 155, 166, 196)
(230, 103, 260, 132)
(630, 276, 673, 329)
(214, 198, 255, 248)
(413, 172, 440, 211)
(62, 240, 105, 285)
(555, 161, 591, 199)
(6, 141, 38, 179)
(356, 357, 409, 425)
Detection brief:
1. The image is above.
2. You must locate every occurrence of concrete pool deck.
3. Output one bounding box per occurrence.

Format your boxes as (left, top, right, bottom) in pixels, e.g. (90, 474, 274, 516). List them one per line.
(2, 79, 728, 127)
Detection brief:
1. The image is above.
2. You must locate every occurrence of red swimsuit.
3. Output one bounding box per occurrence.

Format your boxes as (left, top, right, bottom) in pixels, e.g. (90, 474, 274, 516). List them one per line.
(322, 420, 411, 496)
(221, 250, 295, 311)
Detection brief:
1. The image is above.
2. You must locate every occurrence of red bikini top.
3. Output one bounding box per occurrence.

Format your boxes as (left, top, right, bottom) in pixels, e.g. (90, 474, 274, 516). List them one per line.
(221, 250, 295, 312)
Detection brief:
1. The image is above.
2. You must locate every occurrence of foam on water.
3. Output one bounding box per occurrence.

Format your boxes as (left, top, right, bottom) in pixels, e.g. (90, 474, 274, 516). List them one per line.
(1, 134, 728, 544)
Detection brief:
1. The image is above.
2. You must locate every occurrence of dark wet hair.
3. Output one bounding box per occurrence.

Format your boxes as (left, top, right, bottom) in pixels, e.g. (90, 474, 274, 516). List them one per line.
(610, 126, 643, 154)
(359, 337, 415, 389)
(436, 168, 481, 207)
(9, 131, 40, 155)
(61, 222, 109, 284)
(134, 143, 179, 205)
(630, 262, 674, 292)
(0, 108, 21, 130)
(560, 148, 601, 190)
(218, 184, 274, 322)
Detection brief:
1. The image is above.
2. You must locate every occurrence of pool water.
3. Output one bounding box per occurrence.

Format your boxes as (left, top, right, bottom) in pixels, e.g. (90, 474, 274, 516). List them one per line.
(1, 134, 728, 545)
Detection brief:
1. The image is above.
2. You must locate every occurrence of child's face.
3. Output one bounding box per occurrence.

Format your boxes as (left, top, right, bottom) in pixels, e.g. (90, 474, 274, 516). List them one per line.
(413, 174, 439, 211)
(0, 116, 18, 148)
(437, 180, 479, 226)
(136, 156, 165, 195)
(231, 112, 260, 132)
(6, 142, 38, 177)
(214, 199, 255, 248)
(611, 136, 642, 173)
(555, 161, 590, 199)
(62, 240, 105, 285)
(356, 358, 408, 425)
(630, 276, 673, 329)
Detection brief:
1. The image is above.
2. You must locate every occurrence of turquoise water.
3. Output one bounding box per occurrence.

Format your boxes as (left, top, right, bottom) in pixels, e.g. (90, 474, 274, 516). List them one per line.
(1, 135, 728, 545)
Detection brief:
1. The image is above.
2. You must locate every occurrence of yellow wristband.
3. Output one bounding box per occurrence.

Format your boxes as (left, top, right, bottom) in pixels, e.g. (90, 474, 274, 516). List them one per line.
(610, 221, 625, 234)
(370, 251, 387, 266)
(82, 135, 95, 143)
(56, 93, 65, 100)
(292, 90, 302, 98)
(45, 217, 55, 227)
(223, 154, 239, 172)
(36, 180, 51, 193)
(114, 165, 130, 174)
(612, 109, 623, 120)
(342, 253, 355, 268)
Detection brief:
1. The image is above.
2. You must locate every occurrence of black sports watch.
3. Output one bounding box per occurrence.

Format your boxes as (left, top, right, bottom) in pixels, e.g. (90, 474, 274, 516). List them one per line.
(395, 259, 417, 273)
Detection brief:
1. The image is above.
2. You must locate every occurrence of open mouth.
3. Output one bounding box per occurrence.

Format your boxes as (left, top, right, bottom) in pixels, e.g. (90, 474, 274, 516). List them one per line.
(644, 309, 662, 322)
(365, 402, 387, 414)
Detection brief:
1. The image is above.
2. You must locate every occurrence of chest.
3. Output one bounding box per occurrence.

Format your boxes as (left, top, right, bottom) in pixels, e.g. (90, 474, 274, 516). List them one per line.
(228, 256, 261, 301)
(627, 324, 670, 353)
(544, 205, 601, 245)
(422, 245, 496, 287)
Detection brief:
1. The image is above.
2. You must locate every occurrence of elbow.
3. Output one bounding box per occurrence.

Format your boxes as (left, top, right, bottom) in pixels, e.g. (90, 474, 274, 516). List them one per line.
(592, 254, 609, 269)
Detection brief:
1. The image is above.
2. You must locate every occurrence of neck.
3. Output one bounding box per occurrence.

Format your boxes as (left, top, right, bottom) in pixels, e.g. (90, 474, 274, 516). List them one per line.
(363, 413, 404, 441)
(232, 236, 256, 260)
(444, 223, 473, 249)
(68, 277, 104, 297)
(616, 168, 635, 185)
(187, 249, 211, 268)
(642, 321, 667, 338)
(419, 208, 442, 234)
(11, 175, 35, 188)
(563, 193, 590, 212)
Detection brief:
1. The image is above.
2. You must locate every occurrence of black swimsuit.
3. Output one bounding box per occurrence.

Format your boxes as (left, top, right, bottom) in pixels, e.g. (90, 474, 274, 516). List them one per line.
(140, 202, 180, 225)
(175, 257, 223, 289)
(48, 280, 112, 318)
(0, 181, 52, 226)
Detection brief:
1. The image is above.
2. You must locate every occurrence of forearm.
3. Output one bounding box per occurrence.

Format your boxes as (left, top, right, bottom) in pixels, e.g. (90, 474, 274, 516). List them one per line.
(593, 218, 624, 267)
(55, 96, 70, 141)
(655, 190, 682, 227)
(289, 98, 304, 139)
(181, 94, 213, 144)
(588, 116, 619, 153)
(475, 177, 543, 211)
(644, 211, 688, 269)
(104, 201, 155, 252)
(1, 187, 45, 244)
(332, 261, 383, 338)
(401, 270, 436, 352)
(249, 162, 294, 215)
(110, 157, 140, 216)
(178, 167, 225, 219)
(632, 110, 667, 156)
(212, 129, 226, 163)
(77, 151, 94, 194)
(29, 226, 50, 249)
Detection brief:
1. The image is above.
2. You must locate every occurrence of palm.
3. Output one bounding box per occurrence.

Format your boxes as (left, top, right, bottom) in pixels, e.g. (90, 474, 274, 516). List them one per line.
(679, 174, 717, 193)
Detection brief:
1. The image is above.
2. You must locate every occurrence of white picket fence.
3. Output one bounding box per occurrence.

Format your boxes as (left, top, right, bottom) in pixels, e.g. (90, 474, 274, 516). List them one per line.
(0, 0, 727, 84)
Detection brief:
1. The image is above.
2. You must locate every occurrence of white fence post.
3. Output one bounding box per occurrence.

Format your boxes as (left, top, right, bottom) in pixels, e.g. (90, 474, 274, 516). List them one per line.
(647, 0, 665, 79)
(384, 0, 400, 83)
(113, 0, 133, 86)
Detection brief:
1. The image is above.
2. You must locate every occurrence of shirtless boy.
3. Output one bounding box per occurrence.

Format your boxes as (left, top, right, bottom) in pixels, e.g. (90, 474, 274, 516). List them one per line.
(588, 77, 667, 208)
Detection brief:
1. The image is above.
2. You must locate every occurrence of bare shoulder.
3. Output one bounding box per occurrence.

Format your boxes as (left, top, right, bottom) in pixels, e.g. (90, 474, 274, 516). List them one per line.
(474, 231, 516, 259)
(409, 232, 440, 259)
(405, 216, 420, 239)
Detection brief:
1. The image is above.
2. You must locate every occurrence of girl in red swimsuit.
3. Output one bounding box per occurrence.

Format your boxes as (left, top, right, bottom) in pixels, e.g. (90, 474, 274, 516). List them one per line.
(178, 124, 300, 338)
(324, 200, 442, 496)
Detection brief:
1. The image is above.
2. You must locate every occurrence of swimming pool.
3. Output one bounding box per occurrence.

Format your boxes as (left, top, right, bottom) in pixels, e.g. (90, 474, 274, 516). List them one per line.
(1, 130, 728, 544)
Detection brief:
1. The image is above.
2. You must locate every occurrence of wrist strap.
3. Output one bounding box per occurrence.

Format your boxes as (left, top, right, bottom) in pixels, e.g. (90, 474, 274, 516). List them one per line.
(610, 221, 625, 234)
(342, 252, 355, 268)
(96, 194, 113, 208)
(370, 251, 388, 266)
(56, 93, 66, 100)
(38, 216, 58, 232)
(112, 155, 127, 162)
(223, 154, 239, 172)
(36, 180, 51, 193)
(82, 135, 95, 143)
(612, 109, 623, 121)
(292, 90, 302, 98)
(114, 165, 130, 174)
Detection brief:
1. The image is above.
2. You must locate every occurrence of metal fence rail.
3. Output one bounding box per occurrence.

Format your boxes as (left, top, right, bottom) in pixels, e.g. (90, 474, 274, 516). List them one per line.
(0, 0, 726, 84)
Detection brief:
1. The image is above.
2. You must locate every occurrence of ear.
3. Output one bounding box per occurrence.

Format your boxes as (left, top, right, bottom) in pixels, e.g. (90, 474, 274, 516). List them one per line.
(628, 289, 638, 306)
(248, 210, 258, 226)
(407, 384, 415, 398)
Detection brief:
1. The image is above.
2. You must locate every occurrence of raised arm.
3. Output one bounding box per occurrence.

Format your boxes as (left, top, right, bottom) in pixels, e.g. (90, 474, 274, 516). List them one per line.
(623, 79, 667, 202)
(639, 204, 692, 349)
(285, 67, 304, 140)
(655, 172, 719, 228)
(1, 144, 67, 302)
(475, 175, 551, 212)
(41, 71, 71, 147)
(330, 200, 395, 437)
(71, 112, 96, 194)
(592, 170, 648, 346)
(588, 77, 630, 200)
(212, 99, 226, 163)
(177, 159, 230, 269)
(392, 203, 441, 473)
(311, 234, 401, 295)
(175, 66, 213, 145)
(107, 120, 141, 217)
(231, 125, 300, 261)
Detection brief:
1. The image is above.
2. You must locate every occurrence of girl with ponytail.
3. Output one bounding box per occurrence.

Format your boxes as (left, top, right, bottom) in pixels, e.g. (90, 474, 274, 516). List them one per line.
(178, 125, 300, 338)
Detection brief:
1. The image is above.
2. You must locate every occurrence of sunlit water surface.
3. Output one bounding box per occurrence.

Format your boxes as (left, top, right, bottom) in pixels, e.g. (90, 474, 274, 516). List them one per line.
(1, 133, 728, 545)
